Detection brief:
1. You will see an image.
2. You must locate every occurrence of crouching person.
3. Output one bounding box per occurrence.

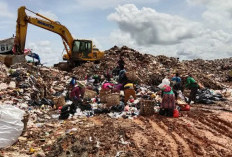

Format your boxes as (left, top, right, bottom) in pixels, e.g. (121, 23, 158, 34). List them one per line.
(59, 79, 85, 120)
(69, 78, 85, 114)
(159, 85, 176, 117)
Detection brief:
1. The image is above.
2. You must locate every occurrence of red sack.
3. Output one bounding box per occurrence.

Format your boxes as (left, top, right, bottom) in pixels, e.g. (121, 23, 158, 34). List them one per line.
(173, 109, 179, 118)
(181, 104, 190, 111)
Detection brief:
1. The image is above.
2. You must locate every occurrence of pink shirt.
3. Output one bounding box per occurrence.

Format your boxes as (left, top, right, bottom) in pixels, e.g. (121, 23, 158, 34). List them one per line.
(70, 86, 85, 100)
(102, 83, 114, 90)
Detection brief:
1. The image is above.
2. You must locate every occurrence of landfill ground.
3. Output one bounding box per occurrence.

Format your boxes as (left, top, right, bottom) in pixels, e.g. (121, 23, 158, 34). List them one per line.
(0, 46, 232, 156)
(1, 100, 232, 157)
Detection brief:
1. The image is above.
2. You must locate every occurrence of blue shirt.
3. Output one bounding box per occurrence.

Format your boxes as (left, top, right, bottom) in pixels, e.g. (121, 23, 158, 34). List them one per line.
(172, 76, 181, 83)
(28, 53, 40, 62)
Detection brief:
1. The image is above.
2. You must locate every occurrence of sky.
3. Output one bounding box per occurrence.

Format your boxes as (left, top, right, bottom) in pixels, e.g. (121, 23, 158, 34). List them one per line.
(0, 0, 232, 65)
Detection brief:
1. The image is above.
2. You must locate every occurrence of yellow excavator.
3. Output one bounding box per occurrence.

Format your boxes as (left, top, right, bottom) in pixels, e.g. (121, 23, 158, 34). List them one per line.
(14, 6, 104, 68)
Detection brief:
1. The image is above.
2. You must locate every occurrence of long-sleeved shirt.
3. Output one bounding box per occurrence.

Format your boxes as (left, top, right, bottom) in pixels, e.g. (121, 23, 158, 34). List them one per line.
(161, 85, 174, 95)
(28, 53, 40, 62)
(185, 76, 198, 88)
(70, 86, 85, 100)
(171, 76, 181, 83)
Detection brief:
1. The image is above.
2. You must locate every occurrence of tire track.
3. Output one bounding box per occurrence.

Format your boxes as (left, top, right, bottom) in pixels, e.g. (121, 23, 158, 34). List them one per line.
(174, 121, 209, 156)
(185, 109, 232, 138)
(212, 116, 232, 128)
(183, 116, 221, 136)
(133, 118, 172, 157)
(182, 116, 232, 150)
(198, 117, 232, 139)
(158, 119, 195, 157)
(179, 110, 232, 155)
(149, 119, 179, 157)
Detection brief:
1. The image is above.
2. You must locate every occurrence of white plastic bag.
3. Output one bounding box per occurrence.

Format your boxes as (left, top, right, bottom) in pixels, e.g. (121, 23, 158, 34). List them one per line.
(158, 78, 170, 89)
(0, 105, 25, 148)
(177, 90, 185, 100)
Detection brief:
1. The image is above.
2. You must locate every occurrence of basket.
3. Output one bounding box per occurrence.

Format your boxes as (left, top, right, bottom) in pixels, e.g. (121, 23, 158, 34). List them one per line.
(53, 96, 65, 109)
(106, 93, 120, 108)
(84, 89, 97, 100)
(140, 100, 155, 116)
(100, 89, 111, 103)
(126, 71, 137, 82)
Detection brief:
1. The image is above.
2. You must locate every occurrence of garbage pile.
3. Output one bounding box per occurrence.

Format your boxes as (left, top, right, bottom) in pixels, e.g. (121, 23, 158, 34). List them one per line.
(72, 46, 231, 89)
(183, 58, 232, 88)
(72, 46, 180, 85)
(196, 89, 227, 104)
(0, 46, 232, 156)
(0, 63, 70, 107)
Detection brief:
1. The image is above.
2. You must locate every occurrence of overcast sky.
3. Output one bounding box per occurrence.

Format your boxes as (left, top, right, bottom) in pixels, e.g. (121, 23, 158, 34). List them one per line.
(0, 0, 232, 65)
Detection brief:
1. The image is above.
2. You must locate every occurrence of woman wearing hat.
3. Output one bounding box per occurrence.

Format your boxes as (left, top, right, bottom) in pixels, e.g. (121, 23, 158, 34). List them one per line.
(158, 81, 176, 117)
(69, 77, 85, 102)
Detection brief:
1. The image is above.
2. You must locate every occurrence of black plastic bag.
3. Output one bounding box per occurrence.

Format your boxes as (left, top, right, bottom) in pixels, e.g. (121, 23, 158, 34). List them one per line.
(94, 108, 110, 114)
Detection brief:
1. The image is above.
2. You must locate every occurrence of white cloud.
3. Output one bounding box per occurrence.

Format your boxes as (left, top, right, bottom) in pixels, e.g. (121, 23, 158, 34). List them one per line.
(38, 40, 51, 47)
(108, 4, 232, 60)
(110, 29, 135, 47)
(187, 0, 232, 31)
(108, 4, 202, 45)
(0, 1, 14, 18)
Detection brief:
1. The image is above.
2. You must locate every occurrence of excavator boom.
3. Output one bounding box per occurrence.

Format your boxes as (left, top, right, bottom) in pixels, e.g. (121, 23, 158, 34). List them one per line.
(14, 6, 104, 63)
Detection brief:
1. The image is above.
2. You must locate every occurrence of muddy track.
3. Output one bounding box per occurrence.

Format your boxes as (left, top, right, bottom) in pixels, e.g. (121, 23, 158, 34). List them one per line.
(174, 109, 231, 156)
(2, 106, 232, 157)
(37, 109, 232, 157)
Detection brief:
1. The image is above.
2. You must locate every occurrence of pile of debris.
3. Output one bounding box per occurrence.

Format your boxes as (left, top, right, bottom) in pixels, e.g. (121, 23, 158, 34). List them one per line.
(0, 62, 71, 107)
(72, 46, 231, 89)
(72, 46, 179, 85)
(0, 46, 232, 156)
(183, 58, 232, 89)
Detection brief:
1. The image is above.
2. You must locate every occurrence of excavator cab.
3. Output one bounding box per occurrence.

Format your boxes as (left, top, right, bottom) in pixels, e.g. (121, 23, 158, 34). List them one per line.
(72, 40, 92, 60)
(63, 39, 103, 63)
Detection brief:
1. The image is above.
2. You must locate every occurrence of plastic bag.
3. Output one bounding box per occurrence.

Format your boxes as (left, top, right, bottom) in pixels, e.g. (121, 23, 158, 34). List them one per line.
(0, 105, 25, 148)
(177, 90, 185, 100)
(173, 109, 179, 118)
(158, 78, 170, 89)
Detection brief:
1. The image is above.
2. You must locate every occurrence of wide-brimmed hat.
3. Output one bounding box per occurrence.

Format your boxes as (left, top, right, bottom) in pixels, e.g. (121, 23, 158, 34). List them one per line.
(77, 81, 86, 88)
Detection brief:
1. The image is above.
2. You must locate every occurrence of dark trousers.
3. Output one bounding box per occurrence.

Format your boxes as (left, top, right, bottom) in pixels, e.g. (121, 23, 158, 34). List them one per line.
(188, 86, 198, 104)
(173, 83, 180, 99)
(159, 108, 173, 117)
(173, 90, 178, 99)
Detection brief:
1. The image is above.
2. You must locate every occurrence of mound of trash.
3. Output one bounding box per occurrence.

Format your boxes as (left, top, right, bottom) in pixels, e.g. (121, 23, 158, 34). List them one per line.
(0, 46, 232, 156)
(72, 46, 231, 89)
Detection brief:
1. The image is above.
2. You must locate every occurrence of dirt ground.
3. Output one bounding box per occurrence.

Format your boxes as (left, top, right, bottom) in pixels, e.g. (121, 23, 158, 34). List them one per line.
(1, 101, 232, 157)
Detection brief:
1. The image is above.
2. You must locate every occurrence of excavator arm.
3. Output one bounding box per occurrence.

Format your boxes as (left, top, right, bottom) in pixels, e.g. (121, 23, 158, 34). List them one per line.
(14, 6, 104, 66)
(15, 6, 73, 60)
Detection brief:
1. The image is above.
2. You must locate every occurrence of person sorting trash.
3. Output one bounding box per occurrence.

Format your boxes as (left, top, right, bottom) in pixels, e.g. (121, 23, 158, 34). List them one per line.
(171, 73, 181, 99)
(185, 74, 199, 104)
(69, 78, 85, 102)
(158, 77, 176, 117)
(28, 52, 41, 65)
